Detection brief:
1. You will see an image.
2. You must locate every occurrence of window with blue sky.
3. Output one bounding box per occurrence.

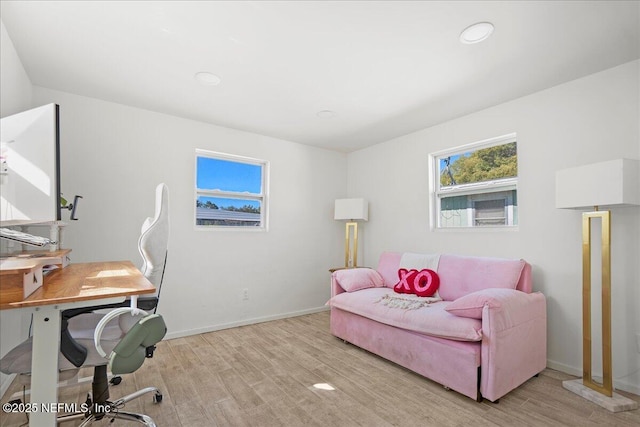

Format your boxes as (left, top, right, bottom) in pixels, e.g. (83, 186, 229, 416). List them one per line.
(430, 134, 518, 229)
(195, 150, 268, 229)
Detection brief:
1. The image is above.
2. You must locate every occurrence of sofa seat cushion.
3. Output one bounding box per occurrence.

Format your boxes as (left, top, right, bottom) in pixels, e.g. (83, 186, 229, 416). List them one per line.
(328, 288, 482, 341)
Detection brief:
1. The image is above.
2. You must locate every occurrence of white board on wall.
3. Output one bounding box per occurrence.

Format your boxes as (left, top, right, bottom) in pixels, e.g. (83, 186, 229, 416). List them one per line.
(0, 103, 61, 225)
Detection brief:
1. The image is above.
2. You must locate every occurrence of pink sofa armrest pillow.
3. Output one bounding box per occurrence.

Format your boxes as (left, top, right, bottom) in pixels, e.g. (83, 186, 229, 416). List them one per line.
(437, 255, 526, 301)
(334, 268, 384, 292)
(445, 288, 532, 319)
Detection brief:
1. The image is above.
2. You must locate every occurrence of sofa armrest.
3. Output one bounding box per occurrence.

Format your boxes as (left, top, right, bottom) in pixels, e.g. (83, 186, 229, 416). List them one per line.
(331, 272, 347, 298)
(480, 292, 547, 402)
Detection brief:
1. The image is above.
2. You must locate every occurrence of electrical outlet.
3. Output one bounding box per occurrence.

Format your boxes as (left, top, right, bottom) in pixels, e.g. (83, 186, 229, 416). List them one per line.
(242, 288, 249, 301)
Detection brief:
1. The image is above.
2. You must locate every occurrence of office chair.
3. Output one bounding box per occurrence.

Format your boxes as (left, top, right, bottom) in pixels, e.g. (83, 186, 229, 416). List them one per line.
(63, 182, 170, 363)
(0, 183, 170, 425)
(1, 308, 167, 426)
(57, 308, 167, 426)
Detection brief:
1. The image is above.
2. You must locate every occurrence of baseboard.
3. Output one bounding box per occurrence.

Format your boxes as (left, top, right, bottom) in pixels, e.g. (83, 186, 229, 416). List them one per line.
(546, 359, 582, 377)
(615, 378, 640, 396)
(547, 359, 640, 396)
(164, 305, 330, 340)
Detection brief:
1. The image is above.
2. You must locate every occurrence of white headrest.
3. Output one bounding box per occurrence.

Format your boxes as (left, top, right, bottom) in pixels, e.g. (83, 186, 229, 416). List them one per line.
(138, 183, 169, 288)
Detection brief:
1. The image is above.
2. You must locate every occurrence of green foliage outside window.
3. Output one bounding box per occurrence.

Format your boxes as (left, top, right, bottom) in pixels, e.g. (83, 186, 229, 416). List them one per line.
(440, 142, 517, 187)
(195, 199, 260, 213)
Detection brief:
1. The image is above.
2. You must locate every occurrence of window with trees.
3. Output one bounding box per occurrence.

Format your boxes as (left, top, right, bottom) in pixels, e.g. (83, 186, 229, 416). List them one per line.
(430, 134, 517, 229)
(195, 149, 268, 229)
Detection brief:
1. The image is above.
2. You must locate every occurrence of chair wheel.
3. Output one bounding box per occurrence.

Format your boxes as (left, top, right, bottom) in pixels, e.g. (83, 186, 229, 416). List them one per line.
(153, 393, 163, 403)
(109, 376, 122, 386)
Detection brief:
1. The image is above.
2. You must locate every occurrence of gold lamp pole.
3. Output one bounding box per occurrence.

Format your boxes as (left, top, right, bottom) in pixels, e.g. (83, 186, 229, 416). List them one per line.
(581, 208, 612, 397)
(344, 221, 358, 268)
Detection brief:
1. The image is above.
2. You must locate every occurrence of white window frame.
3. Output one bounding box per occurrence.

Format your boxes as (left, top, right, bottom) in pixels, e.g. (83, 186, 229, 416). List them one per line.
(428, 133, 518, 230)
(195, 149, 269, 231)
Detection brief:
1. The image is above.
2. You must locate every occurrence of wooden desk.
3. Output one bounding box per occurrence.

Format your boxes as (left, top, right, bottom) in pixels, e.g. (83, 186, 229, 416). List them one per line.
(0, 261, 155, 427)
(1, 260, 155, 310)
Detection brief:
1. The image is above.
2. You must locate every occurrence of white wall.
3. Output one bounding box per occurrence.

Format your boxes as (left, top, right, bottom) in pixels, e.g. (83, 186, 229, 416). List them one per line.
(0, 19, 34, 397)
(346, 60, 640, 394)
(0, 21, 32, 117)
(30, 86, 346, 340)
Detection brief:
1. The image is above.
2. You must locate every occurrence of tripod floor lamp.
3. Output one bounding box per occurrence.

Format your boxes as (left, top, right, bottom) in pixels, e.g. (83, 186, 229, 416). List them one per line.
(334, 198, 368, 268)
(556, 158, 639, 413)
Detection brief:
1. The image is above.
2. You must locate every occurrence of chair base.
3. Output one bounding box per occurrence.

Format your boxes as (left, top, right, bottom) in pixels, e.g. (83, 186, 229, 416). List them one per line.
(56, 386, 162, 426)
(9, 371, 123, 400)
(55, 365, 161, 426)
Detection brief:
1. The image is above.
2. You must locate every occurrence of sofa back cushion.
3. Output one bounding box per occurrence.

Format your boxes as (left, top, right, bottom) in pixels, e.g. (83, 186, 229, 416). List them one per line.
(434, 255, 525, 301)
(377, 252, 530, 301)
(378, 252, 403, 287)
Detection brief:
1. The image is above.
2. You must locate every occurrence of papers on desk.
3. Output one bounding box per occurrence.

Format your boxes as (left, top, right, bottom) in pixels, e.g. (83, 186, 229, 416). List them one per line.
(0, 228, 53, 247)
(42, 264, 60, 275)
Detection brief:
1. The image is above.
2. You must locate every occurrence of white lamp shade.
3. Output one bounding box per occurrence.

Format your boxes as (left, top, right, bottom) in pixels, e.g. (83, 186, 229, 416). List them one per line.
(556, 159, 640, 209)
(334, 198, 368, 221)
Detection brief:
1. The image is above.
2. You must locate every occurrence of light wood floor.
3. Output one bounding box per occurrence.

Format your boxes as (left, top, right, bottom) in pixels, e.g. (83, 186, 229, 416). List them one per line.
(2, 311, 639, 426)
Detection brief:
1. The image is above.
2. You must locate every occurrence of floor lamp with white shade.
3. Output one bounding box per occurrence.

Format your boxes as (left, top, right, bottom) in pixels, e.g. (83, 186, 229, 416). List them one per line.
(555, 158, 639, 412)
(334, 198, 368, 268)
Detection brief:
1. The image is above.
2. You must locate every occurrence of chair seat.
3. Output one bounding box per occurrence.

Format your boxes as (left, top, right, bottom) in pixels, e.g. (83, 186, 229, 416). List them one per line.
(0, 336, 119, 375)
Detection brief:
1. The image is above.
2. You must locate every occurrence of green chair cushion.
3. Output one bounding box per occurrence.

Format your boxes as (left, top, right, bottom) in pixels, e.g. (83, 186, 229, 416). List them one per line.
(108, 314, 167, 375)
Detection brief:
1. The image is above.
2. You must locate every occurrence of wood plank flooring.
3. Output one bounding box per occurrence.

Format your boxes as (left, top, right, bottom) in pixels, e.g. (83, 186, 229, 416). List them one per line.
(2, 311, 639, 426)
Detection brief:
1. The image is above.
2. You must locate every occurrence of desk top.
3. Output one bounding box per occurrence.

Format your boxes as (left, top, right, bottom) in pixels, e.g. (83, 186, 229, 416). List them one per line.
(0, 261, 155, 310)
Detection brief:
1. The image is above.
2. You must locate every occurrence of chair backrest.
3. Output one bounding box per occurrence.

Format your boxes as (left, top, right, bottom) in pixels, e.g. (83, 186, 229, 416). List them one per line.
(109, 313, 167, 375)
(93, 307, 167, 375)
(138, 183, 169, 291)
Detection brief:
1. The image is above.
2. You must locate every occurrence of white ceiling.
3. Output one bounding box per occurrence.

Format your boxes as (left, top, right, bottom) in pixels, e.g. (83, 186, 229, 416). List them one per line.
(1, 1, 638, 152)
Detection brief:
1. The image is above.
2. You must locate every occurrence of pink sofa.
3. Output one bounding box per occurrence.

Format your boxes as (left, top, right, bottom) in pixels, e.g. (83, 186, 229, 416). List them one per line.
(328, 252, 547, 402)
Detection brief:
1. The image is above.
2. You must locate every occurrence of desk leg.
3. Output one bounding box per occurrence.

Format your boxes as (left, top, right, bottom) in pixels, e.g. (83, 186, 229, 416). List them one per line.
(29, 306, 61, 427)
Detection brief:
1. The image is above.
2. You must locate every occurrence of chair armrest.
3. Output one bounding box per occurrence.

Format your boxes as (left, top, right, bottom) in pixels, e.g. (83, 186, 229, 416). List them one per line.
(60, 304, 122, 367)
(480, 292, 547, 401)
(60, 299, 138, 367)
(60, 327, 87, 367)
(59, 295, 159, 367)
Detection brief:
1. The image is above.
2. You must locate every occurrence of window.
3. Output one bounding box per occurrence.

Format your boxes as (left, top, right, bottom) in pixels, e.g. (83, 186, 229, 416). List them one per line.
(195, 150, 268, 229)
(430, 134, 517, 229)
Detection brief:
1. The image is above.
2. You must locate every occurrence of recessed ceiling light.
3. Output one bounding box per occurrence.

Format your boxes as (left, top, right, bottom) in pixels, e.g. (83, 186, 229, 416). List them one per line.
(317, 110, 336, 118)
(460, 22, 494, 44)
(195, 72, 221, 86)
